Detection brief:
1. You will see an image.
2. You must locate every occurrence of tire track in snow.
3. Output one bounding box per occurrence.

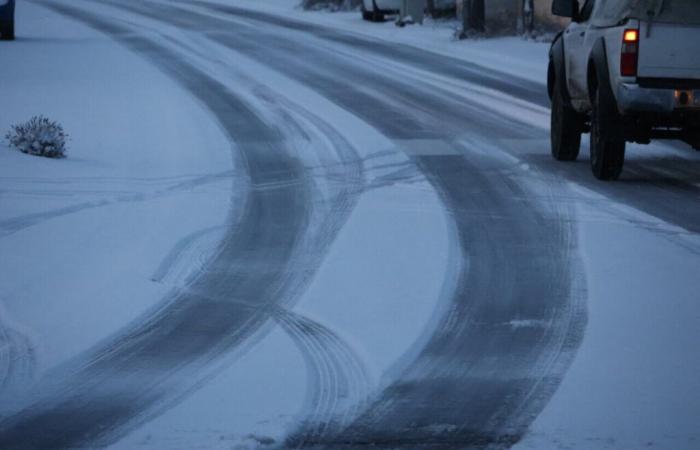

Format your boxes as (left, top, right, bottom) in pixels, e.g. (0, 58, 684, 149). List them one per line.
(0, 170, 232, 238)
(273, 308, 370, 449)
(0, 313, 36, 399)
(150, 225, 224, 287)
(0, 2, 361, 448)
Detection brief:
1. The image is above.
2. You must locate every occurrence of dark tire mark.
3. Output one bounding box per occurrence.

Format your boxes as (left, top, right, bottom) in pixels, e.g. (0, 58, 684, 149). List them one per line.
(150, 225, 224, 286)
(274, 308, 370, 448)
(0, 316, 37, 399)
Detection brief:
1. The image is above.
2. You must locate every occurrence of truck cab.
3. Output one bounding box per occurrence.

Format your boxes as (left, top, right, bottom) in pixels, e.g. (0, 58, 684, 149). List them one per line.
(548, 0, 700, 180)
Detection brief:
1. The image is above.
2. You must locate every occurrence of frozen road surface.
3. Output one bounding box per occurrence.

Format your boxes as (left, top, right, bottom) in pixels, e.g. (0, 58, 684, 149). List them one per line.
(0, 1, 699, 449)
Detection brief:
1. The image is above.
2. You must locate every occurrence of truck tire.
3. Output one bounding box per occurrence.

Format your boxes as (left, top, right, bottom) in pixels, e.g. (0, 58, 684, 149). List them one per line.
(590, 87, 625, 180)
(0, 21, 14, 41)
(551, 78, 582, 161)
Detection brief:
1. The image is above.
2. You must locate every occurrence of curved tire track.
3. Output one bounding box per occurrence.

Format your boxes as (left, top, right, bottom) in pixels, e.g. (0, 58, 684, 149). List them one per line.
(0, 318, 36, 399)
(274, 308, 371, 448)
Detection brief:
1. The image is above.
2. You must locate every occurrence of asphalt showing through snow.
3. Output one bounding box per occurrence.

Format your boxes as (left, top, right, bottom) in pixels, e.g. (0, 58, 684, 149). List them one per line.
(2, 1, 700, 449)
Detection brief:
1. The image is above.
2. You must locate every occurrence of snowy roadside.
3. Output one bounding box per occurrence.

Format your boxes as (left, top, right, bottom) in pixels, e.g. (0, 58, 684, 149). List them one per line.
(0, 2, 233, 375)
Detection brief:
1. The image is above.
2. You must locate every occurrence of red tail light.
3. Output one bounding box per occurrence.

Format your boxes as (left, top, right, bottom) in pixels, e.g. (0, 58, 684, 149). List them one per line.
(621, 28, 639, 77)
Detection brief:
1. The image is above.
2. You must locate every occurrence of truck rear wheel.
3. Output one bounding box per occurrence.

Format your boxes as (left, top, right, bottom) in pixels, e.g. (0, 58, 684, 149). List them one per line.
(590, 88, 625, 180)
(550, 78, 583, 161)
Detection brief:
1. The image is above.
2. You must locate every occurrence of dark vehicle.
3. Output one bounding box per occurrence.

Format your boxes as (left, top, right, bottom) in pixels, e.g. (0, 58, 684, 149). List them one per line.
(0, 0, 14, 40)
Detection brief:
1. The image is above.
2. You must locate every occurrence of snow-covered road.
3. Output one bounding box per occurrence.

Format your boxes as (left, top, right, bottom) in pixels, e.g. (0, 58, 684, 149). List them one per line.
(1, 1, 699, 449)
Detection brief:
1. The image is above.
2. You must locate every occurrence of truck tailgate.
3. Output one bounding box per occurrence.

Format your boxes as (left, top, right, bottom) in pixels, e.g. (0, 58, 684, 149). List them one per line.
(638, 22, 700, 80)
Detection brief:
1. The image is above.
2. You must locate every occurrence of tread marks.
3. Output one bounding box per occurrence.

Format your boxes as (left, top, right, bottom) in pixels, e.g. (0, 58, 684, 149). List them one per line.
(0, 317, 36, 398)
(274, 308, 371, 448)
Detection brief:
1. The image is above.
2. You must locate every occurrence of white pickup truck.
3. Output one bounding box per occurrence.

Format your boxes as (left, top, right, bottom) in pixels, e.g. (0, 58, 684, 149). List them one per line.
(548, 0, 700, 180)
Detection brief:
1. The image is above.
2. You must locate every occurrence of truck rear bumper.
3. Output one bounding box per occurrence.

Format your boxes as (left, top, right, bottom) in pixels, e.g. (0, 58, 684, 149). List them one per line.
(617, 83, 675, 114)
(617, 83, 700, 115)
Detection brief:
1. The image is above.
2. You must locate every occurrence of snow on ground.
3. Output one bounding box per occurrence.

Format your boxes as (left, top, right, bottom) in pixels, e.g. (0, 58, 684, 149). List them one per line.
(0, 2, 232, 373)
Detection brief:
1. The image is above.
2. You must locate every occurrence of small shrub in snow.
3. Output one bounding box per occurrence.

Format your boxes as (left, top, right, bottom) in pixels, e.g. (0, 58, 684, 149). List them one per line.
(5, 116, 68, 158)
